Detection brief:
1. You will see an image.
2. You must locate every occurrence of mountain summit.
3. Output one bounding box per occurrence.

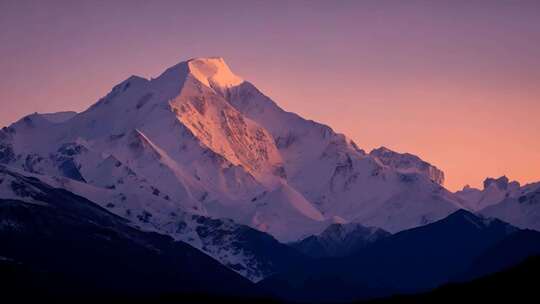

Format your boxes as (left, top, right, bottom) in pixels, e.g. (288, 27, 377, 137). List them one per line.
(186, 57, 243, 89)
(0, 56, 464, 280)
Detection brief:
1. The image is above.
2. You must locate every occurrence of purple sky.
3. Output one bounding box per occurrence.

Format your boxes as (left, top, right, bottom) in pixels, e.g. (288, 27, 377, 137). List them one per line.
(1, 0, 539, 190)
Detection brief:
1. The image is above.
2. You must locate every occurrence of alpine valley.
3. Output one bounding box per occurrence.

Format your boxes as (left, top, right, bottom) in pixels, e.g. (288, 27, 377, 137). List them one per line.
(1, 57, 539, 302)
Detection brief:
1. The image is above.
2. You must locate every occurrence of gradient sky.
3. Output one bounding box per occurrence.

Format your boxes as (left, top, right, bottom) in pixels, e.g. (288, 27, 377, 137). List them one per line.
(1, 0, 539, 191)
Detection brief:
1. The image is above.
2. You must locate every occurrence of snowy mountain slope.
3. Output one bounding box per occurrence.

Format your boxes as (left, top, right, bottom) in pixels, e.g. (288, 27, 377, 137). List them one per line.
(480, 181, 540, 231)
(0, 166, 257, 297)
(454, 175, 540, 233)
(224, 78, 463, 232)
(0, 165, 308, 282)
(456, 176, 521, 211)
(246, 183, 327, 239)
(1, 56, 466, 278)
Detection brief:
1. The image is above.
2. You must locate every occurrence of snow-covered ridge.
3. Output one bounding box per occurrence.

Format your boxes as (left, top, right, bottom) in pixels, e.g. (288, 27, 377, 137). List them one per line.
(38, 111, 78, 123)
(370, 146, 445, 185)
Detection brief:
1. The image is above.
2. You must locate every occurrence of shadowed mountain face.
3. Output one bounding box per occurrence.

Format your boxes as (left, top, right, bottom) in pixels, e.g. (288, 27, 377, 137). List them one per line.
(259, 210, 539, 303)
(290, 223, 391, 258)
(0, 166, 256, 298)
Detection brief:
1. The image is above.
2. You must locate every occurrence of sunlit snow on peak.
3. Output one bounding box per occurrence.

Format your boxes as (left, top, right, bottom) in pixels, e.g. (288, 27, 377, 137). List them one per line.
(187, 57, 243, 89)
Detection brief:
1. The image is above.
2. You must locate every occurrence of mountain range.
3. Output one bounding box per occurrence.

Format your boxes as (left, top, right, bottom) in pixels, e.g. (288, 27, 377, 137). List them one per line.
(0, 57, 471, 280)
(1, 56, 539, 302)
(456, 176, 540, 231)
(259, 210, 540, 302)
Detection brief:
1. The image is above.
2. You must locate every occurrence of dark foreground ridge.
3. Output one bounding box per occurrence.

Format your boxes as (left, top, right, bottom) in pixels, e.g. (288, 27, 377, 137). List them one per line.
(1, 256, 539, 304)
(363, 255, 540, 304)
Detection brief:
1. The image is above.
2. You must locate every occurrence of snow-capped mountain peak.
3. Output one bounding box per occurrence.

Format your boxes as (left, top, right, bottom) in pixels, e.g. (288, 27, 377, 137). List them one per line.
(1, 56, 472, 280)
(187, 57, 243, 90)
